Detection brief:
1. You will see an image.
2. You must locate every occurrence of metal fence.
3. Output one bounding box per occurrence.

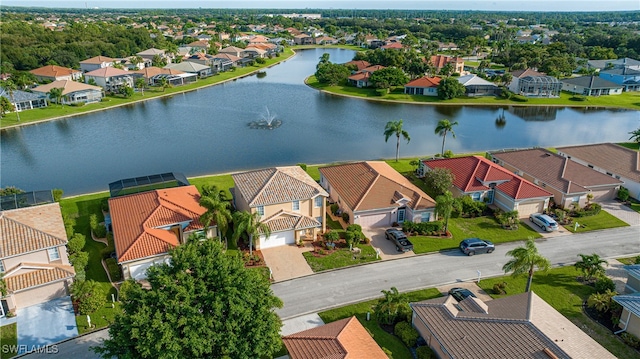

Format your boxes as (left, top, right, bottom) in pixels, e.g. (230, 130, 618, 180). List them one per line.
(0, 190, 54, 211)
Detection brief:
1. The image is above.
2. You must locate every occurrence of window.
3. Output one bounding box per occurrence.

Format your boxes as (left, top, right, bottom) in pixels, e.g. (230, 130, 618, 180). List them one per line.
(472, 192, 481, 201)
(256, 206, 265, 216)
(292, 200, 300, 211)
(421, 212, 431, 222)
(0, 261, 4, 273)
(316, 216, 323, 225)
(48, 247, 61, 261)
(315, 196, 323, 208)
(397, 209, 406, 223)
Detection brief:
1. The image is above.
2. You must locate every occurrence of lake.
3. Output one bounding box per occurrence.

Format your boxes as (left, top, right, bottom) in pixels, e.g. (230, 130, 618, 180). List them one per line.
(1, 48, 638, 195)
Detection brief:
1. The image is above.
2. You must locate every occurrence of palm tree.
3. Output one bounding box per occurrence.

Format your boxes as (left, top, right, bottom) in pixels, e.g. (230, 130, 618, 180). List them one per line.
(232, 211, 270, 256)
(158, 77, 169, 92)
(574, 253, 608, 282)
(435, 191, 458, 234)
(502, 238, 551, 292)
(383, 119, 410, 162)
(434, 119, 458, 156)
(629, 128, 640, 144)
(135, 77, 146, 96)
(48, 87, 64, 107)
(199, 184, 232, 243)
(374, 287, 406, 325)
(1, 79, 20, 122)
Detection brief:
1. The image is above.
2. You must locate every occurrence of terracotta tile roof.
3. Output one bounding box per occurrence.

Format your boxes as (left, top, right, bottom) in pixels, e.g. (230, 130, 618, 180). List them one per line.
(132, 66, 185, 78)
(412, 292, 615, 359)
(490, 148, 622, 195)
(219, 46, 245, 53)
(319, 161, 436, 212)
(348, 72, 370, 81)
(79, 55, 115, 64)
(32, 80, 102, 96)
(512, 68, 546, 78)
(108, 185, 206, 263)
(283, 316, 388, 359)
(1, 203, 68, 259)
(232, 166, 328, 207)
(247, 43, 276, 50)
(429, 55, 463, 69)
(249, 35, 270, 43)
(345, 60, 371, 71)
(424, 156, 552, 200)
(361, 65, 385, 73)
(405, 76, 441, 88)
(187, 40, 209, 48)
(557, 143, 640, 181)
(29, 65, 80, 78)
(4, 263, 75, 293)
(381, 42, 404, 49)
(85, 67, 131, 78)
(262, 210, 321, 233)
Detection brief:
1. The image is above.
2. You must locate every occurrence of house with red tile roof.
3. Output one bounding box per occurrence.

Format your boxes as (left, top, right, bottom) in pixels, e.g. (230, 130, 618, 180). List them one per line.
(131, 66, 196, 87)
(231, 167, 328, 249)
(412, 291, 615, 359)
(29, 65, 82, 82)
(420, 156, 552, 217)
(347, 65, 386, 88)
(489, 148, 622, 208)
(108, 185, 211, 280)
(283, 316, 388, 359)
(381, 42, 404, 50)
(344, 60, 371, 72)
(79, 55, 115, 73)
(404, 76, 441, 96)
(219, 46, 246, 58)
(0, 203, 75, 316)
(429, 55, 464, 74)
(84, 67, 134, 93)
(319, 161, 436, 228)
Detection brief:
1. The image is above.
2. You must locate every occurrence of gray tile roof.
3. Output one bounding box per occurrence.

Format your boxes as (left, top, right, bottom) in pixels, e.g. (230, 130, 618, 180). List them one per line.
(613, 293, 640, 317)
(232, 166, 328, 207)
(561, 75, 622, 89)
(556, 143, 640, 182)
(0, 87, 47, 103)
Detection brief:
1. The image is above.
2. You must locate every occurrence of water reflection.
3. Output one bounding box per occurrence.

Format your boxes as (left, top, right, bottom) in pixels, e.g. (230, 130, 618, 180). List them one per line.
(495, 108, 507, 129)
(510, 106, 558, 121)
(1, 128, 34, 165)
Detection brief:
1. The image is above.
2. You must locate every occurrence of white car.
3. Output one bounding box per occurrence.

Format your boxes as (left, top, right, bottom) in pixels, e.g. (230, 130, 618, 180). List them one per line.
(529, 213, 559, 232)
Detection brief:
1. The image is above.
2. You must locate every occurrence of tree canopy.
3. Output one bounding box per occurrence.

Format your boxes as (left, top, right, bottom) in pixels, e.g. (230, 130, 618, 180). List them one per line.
(502, 238, 551, 292)
(437, 77, 466, 100)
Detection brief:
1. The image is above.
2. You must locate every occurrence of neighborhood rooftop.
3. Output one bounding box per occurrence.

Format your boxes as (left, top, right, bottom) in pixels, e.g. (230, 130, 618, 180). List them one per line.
(556, 143, 640, 181)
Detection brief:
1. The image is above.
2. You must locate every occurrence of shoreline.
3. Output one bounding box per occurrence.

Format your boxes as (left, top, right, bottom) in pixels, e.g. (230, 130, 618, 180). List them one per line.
(1, 50, 298, 130)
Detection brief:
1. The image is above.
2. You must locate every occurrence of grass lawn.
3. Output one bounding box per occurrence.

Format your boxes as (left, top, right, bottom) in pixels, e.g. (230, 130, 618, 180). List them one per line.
(326, 213, 343, 230)
(616, 256, 639, 265)
(306, 75, 640, 110)
(1, 323, 17, 359)
(303, 244, 379, 272)
(617, 142, 639, 151)
(479, 266, 640, 359)
(564, 210, 629, 233)
(318, 288, 441, 359)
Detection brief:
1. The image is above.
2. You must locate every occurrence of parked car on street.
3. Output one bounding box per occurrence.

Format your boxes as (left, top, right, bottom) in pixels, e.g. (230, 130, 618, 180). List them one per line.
(385, 228, 414, 252)
(529, 213, 559, 232)
(459, 238, 495, 256)
(448, 287, 477, 302)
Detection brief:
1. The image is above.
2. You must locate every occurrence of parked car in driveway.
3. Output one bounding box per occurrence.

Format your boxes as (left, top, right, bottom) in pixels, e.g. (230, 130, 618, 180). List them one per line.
(459, 238, 495, 256)
(529, 213, 559, 232)
(385, 228, 414, 252)
(448, 287, 477, 302)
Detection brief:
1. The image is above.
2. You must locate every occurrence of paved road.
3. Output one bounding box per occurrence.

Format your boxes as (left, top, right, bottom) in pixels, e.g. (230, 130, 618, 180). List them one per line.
(23, 226, 640, 358)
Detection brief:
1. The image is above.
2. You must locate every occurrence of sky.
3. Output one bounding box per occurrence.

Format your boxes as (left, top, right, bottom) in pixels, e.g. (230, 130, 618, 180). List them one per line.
(2, 0, 639, 12)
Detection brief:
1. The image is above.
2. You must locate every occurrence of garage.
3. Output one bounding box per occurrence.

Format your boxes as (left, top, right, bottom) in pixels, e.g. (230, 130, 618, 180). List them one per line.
(356, 212, 391, 228)
(517, 201, 545, 217)
(129, 261, 156, 280)
(259, 230, 295, 249)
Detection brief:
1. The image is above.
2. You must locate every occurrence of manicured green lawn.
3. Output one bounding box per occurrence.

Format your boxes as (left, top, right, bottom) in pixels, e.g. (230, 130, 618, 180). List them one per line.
(326, 213, 343, 230)
(303, 244, 379, 272)
(1, 323, 17, 359)
(318, 288, 442, 359)
(188, 174, 235, 199)
(564, 210, 629, 233)
(617, 256, 640, 265)
(76, 302, 122, 335)
(479, 266, 640, 359)
(617, 142, 639, 151)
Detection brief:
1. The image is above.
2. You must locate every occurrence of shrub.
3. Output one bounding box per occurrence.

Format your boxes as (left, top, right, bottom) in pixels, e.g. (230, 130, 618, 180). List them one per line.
(341, 212, 350, 223)
(330, 203, 340, 215)
(67, 233, 86, 254)
(417, 346, 436, 359)
(52, 188, 64, 202)
(90, 213, 107, 238)
(443, 150, 453, 158)
(255, 58, 266, 64)
(493, 281, 508, 295)
(382, 347, 393, 359)
(574, 203, 601, 217)
(376, 88, 388, 96)
(297, 163, 307, 171)
(617, 187, 630, 202)
(621, 332, 640, 349)
(570, 95, 587, 101)
(511, 94, 528, 102)
(635, 256, 640, 264)
(346, 224, 362, 232)
(394, 321, 419, 348)
(63, 213, 76, 239)
(402, 221, 444, 235)
(324, 231, 339, 242)
(101, 198, 110, 213)
(594, 276, 616, 294)
(70, 251, 89, 272)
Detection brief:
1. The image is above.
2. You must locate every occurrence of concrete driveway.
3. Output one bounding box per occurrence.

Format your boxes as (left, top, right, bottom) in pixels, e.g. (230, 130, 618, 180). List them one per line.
(364, 227, 415, 260)
(261, 244, 314, 282)
(16, 296, 78, 355)
(521, 217, 570, 238)
(437, 281, 493, 302)
(601, 200, 640, 226)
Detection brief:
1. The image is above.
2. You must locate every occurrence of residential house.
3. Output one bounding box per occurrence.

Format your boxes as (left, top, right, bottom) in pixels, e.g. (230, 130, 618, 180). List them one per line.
(489, 148, 622, 208)
(286, 27, 302, 36)
(79, 55, 115, 73)
(412, 291, 616, 359)
(131, 67, 197, 86)
(557, 143, 640, 200)
(84, 67, 134, 93)
(32, 80, 103, 105)
(293, 34, 314, 45)
(457, 74, 499, 96)
(347, 65, 385, 88)
(116, 56, 147, 71)
(561, 76, 623, 96)
(420, 156, 552, 217)
(587, 57, 640, 72)
(344, 60, 371, 72)
(212, 53, 241, 70)
(282, 316, 388, 359)
(314, 36, 338, 45)
(242, 47, 267, 59)
(219, 46, 246, 58)
(437, 42, 459, 51)
(269, 37, 294, 46)
(599, 67, 640, 92)
(109, 185, 211, 280)
(248, 34, 270, 43)
(404, 76, 441, 96)
(231, 166, 328, 249)
(164, 61, 213, 78)
(0, 87, 48, 112)
(29, 65, 82, 82)
(246, 43, 278, 57)
(0, 202, 75, 316)
(621, 264, 640, 294)
(612, 265, 640, 339)
(319, 161, 436, 228)
(137, 47, 174, 65)
(509, 68, 562, 97)
(429, 55, 465, 74)
(187, 40, 210, 52)
(184, 52, 218, 67)
(381, 42, 404, 50)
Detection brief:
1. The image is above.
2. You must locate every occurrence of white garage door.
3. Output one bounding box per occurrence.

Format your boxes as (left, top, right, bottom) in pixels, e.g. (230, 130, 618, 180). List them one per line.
(260, 231, 295, 249)
(517, 201, 545, 217)
(129, 261, 156, 280)
(356, 213, 391, 228)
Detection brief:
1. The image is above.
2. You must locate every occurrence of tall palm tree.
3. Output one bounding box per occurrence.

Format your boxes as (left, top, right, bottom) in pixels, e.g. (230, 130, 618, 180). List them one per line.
(383, 119, 410, 162)
(232, 211, 270, 256)
(502, 238, 551, 292)
(434, 119, 458, 156)
(135, 77, 146, 96)
(629, 128, 640, 144)
(199, 184, 232, 243)
(435, 191, 459, 234)
(374, 287, 406, 325)
(2, 79, 20, 122)
(48, 87, 64, 107)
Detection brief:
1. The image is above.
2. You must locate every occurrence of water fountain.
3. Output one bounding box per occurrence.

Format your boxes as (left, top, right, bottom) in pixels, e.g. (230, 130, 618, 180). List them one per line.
(248, 106, 282, 129)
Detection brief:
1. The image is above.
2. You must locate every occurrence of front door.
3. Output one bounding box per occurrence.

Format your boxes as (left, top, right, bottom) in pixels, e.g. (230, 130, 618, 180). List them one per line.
(0, 299, 8, 318)
(397, 209, 406, 223)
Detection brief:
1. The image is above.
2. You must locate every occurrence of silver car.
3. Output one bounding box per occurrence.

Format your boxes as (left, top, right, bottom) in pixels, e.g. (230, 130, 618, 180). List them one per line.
(529, 213, 559, 232)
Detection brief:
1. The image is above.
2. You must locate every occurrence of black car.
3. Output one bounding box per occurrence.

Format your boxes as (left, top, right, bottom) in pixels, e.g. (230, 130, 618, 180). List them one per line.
(448, 287, 477, 302)
(384, 228, 414, 252)
(459, 238, 495, 256)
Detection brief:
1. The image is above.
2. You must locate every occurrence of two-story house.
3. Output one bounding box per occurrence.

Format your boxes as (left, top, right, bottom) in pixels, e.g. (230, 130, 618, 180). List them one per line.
(79, 55, 115, 73)
(84, 67, 134, 93)
(231, 167, 328, 249)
